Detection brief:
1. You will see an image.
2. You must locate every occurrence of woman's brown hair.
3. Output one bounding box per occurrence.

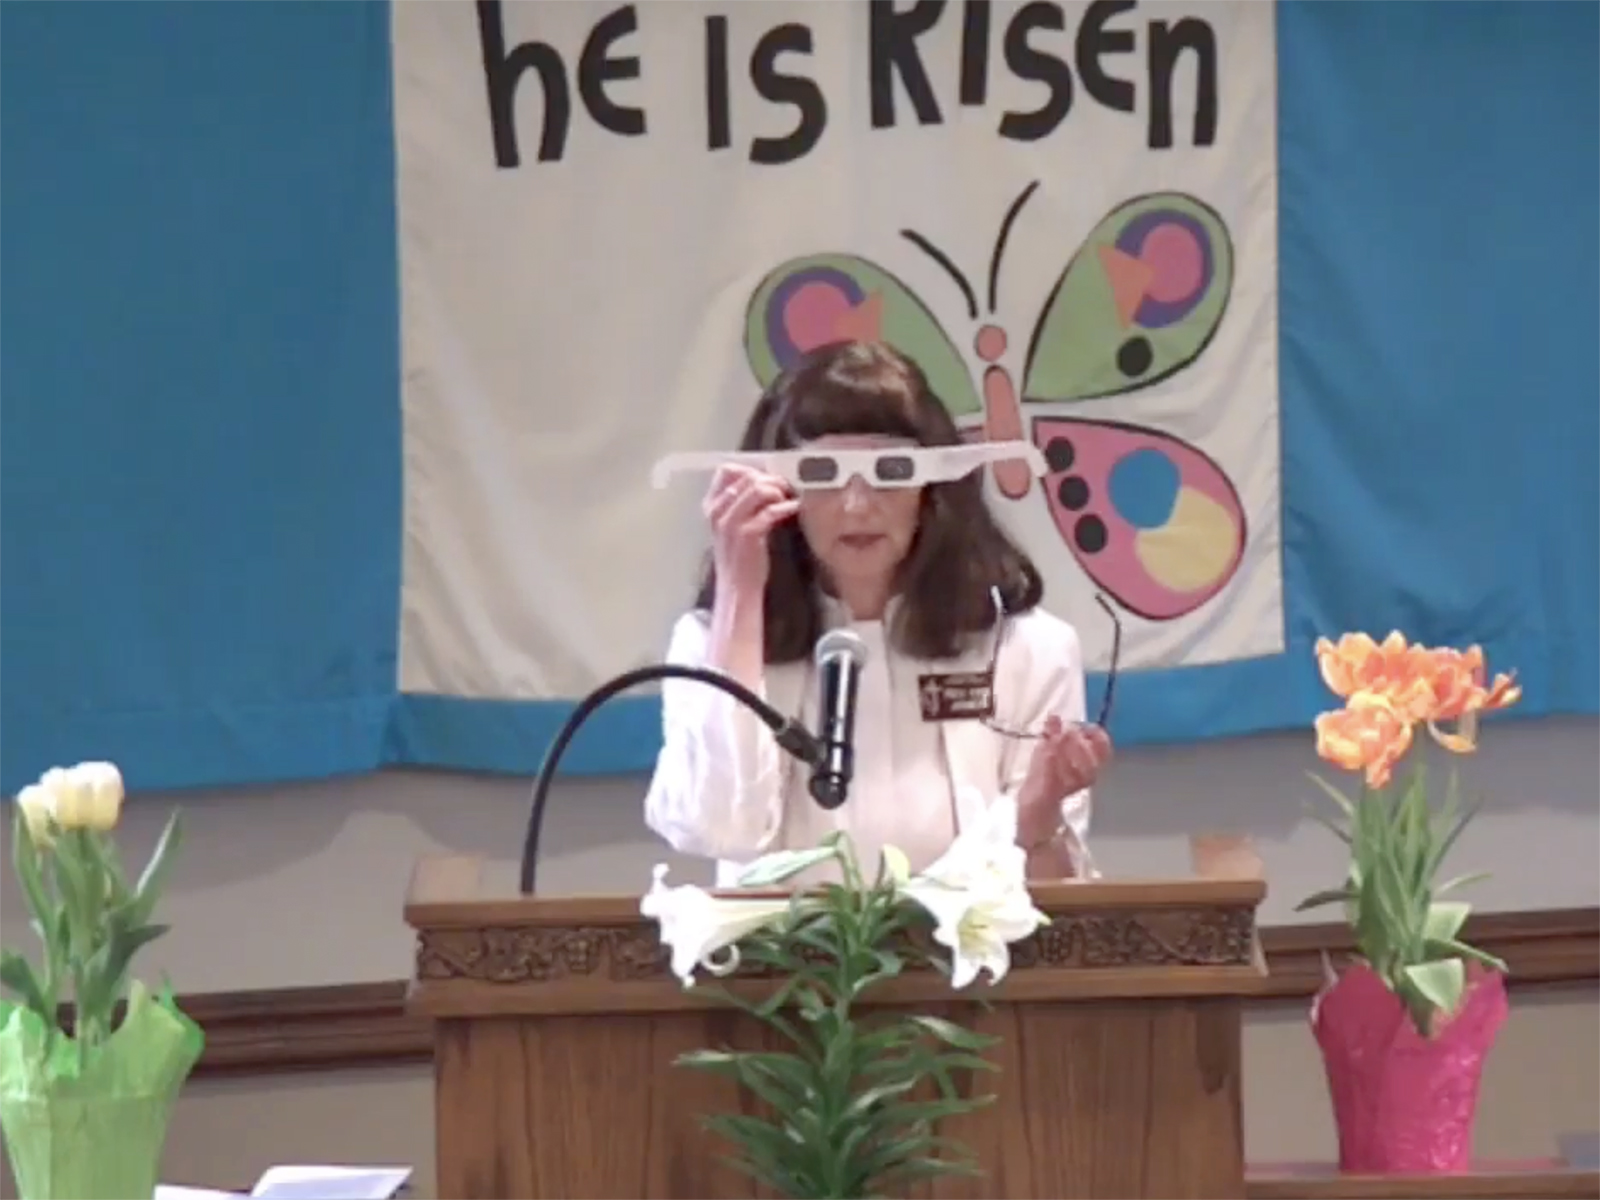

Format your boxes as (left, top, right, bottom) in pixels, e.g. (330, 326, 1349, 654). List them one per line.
(694, 341, 1044, 663)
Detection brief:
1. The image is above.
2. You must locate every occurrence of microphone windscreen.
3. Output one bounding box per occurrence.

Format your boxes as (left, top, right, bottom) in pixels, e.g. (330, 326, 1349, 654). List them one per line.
(815, 627, 869, 669)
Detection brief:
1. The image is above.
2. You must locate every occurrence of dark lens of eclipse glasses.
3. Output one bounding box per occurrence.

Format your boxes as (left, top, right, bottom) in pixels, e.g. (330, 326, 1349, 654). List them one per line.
(795, 455, 839, 486)
(873, 454, 916, 483)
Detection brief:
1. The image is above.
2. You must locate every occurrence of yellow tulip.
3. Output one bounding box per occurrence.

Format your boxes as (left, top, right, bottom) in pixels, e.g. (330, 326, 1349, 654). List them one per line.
(14, 783, 58, 847)
(37, 761, 124, 832)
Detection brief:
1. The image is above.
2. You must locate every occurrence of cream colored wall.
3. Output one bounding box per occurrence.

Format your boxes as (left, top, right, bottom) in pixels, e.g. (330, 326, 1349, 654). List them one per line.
(1, 718, 1597, 1195)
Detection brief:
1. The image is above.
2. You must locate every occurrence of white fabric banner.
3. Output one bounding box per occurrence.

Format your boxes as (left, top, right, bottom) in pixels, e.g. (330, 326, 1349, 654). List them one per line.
(392, 0, 1282, 703)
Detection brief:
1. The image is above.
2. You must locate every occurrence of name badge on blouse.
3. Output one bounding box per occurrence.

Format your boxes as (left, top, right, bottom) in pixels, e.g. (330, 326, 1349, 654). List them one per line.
(917, 671, 995, 722)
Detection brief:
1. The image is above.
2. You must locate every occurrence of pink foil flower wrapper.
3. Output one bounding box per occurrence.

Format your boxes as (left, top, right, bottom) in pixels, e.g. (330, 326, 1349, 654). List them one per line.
(1312, 963, 1507, 1174)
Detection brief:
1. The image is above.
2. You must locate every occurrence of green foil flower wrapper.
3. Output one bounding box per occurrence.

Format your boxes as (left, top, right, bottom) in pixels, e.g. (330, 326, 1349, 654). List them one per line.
(0, 982, 203, 1200)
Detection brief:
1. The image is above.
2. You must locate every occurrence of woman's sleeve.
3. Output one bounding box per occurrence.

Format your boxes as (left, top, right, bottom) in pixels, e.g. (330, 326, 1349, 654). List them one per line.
(996, 614, 1094, 856)
(642, 611, 788, 861)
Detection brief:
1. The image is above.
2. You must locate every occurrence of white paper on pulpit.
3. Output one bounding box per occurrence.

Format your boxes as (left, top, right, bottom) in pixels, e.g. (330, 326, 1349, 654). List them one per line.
(155, 1163, 411, 1200)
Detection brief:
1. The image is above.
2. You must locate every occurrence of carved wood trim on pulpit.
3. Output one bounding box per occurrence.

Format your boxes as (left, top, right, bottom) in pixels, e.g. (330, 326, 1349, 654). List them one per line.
(157, 905, 1594, 1078)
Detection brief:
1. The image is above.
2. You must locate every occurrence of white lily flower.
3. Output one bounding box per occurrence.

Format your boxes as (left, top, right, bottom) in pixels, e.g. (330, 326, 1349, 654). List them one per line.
(901, 791, 1047, 989)
(880, 844, 911, 888)
(640, 864, 796, 987)
(917, 790, 1029, 893)
(904, 877, 1048, 989)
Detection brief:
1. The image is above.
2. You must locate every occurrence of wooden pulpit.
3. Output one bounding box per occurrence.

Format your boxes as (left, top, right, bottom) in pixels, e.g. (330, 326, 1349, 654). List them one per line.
(404, 844, 1268, 1199)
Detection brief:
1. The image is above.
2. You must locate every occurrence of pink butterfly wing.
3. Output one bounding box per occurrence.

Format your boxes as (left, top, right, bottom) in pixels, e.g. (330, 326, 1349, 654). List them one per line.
(1032, 417, 1247, 620)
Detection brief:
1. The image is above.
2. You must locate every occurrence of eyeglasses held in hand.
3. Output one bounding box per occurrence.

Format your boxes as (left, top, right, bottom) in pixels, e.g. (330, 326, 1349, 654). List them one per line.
(982, 589, 1121, 739)
(651, 441, 1046, 492)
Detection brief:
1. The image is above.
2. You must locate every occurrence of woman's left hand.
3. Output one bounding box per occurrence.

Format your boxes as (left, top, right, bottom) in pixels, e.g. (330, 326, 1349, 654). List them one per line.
(1016, 715, 1113, 845)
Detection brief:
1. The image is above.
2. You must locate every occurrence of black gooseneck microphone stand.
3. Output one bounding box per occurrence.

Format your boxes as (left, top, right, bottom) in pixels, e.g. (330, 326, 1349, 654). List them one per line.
(518, 663, 824, 894)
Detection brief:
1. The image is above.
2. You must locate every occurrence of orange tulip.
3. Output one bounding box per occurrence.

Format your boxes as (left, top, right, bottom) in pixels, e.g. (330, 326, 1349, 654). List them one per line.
(1420, 645, 1522, 719)
(1315, 631, 1433, 708)
(1314, 690, 1415, 789)
(1417, 644, 1522, 753)
(1316, 632, 1522, 732)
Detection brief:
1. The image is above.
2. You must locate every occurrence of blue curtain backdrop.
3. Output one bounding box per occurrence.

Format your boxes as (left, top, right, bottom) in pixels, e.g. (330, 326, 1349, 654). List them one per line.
(2, 1, 1596, 795)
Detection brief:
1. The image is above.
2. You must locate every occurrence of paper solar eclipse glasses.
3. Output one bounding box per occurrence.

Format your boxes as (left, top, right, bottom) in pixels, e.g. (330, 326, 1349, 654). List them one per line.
(651, 440, 1046, 492)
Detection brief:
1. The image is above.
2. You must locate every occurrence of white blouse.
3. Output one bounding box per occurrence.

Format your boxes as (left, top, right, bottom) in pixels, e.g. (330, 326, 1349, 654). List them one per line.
(643, 596, 1094, 888)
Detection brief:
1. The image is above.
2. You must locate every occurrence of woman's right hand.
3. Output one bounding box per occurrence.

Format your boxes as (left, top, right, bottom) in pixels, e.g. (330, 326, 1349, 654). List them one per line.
(704, 464, 800, 599)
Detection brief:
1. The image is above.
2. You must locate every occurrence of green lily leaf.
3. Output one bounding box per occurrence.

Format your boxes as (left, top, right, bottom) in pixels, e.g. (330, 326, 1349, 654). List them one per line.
(841, 1076, 919, 1118)
(873, 1154, 986, 1189)
(667, 849, 1003, 1196)
(701, 1114, 819, 1197)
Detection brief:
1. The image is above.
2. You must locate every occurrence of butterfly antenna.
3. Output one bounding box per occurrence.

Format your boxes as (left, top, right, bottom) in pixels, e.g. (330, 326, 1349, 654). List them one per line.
(987, 181, 1040, 313)
(900, 229, 978, 319)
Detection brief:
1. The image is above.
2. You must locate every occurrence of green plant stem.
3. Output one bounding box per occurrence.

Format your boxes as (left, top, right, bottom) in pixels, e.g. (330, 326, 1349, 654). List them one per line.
(680, 844, 997, 1199)
(1297, 742, 1506, 1037)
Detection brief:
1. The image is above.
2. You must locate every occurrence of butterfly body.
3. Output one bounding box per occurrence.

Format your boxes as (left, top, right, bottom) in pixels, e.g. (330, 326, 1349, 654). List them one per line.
(972, 324, 1034, 500)
(742, 187, 1247, 623)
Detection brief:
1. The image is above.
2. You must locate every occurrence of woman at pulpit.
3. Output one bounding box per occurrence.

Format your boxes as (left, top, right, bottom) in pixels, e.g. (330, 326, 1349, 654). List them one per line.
(643, 341, 1114, 888)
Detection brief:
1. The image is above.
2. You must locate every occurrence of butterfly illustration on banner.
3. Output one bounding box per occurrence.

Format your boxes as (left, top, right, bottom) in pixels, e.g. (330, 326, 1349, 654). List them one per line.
(743, 182, 1246, 622)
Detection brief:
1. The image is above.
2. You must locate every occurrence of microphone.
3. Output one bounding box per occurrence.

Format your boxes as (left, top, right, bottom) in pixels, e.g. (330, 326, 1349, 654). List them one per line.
(808, 628, 869, 811)
(518, 663, 824, 894)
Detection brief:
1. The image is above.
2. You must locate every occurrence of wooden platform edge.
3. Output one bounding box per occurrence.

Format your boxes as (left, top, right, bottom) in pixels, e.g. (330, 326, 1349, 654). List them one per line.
(177, 906, 1598, 1078)
(1243, 1164, 1600, 1199)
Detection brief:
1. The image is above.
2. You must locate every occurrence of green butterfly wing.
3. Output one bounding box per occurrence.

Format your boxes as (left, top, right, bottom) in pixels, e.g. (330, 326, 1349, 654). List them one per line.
(744, 254, 981, 420)
(1021, 193, 1233, 403)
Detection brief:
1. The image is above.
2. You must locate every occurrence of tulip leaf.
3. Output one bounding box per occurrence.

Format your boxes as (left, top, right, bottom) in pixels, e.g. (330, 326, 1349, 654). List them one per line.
(1301, 738, 1504, 1039)
(1403, 958, 1466, 1016)
(1295, 887, 1356, 912)
(1425, 799, 1482, 886)
(1305, 770, 1358, 818)
(82, 830, 132, 908)
(76, 921, 171, 1040)
(0, 949, 52, 1022)
(48, 839, 96, 950)
(10, 810, 54, 942)
(1423, 901, 1471, 943)
(1435, 871, 1491, 897)
(128, 810, 184, 928)
(1303, 807, 1353, 846)
(1425, 936, 1508, 974)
